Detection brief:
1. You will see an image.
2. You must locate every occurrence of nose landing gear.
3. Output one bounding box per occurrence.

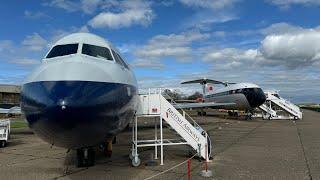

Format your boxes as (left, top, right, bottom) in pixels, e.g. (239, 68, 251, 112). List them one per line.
(76, 148, 95, 167)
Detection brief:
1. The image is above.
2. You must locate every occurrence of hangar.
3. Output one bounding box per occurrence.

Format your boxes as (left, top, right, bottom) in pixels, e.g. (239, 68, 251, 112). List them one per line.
(0, 84, 21, 108)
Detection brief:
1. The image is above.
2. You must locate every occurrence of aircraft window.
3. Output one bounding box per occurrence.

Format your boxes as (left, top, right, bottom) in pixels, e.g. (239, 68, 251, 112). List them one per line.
(116, 53, 130, 69)
(46, 44, 78, 58)
(82, 44, 113, 61)
(111, 49, 125, 67)
(236, 89, 242, 93)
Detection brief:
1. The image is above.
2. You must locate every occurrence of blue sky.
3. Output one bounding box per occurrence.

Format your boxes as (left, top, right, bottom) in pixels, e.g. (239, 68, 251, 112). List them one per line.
(0, 0, 319, 103)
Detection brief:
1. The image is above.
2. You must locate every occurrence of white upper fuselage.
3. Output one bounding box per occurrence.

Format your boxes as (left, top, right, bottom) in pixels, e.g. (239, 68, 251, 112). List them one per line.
(205, 83, 265, 111)
(206, 83, 260, 95)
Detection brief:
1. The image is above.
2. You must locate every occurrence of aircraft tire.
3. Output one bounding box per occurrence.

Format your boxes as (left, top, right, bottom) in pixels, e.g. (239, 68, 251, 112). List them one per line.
(76, 149, 84, 167)
(202, 111, 207, 116)
(88, 148, 95, 166)
(112, 136, 117, 144)
(0, 140, 5, 148)
(77, 148, 95, 167)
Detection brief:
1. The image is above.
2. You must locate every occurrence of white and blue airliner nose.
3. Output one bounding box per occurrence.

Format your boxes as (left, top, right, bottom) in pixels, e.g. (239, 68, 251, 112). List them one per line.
(21, 33, 138, 149)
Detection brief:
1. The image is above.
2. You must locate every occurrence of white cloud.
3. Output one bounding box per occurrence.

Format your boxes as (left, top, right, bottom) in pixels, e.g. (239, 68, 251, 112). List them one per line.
(203, 48, 257, 70)
(131, 59, 165, 69)
(22, 33, 47, 51)
(44, 0, 106, 14)
(81, 0, 103, 14)
(269, 0, 320, 8)
(260, 22, 304, 35)
(0, 40, 14, 53)
(259, 29, 320, 68)
(179, 0, 240, 9)
(78, 25, 90, 33)
(10, 59, 40, 65)
(202, 26, 320, 69)
(24, 10, 50, 19)
(204, 48, 257, 62)
(136, 31, 209, 61)
(88, 0, 154, 29)
(179, 0, 240, 30)
(44, 0, 79, 12)
(181, 10, 238, 30)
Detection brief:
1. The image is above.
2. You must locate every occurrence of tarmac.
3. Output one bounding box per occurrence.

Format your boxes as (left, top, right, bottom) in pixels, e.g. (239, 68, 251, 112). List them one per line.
(0, 109, 319, 180)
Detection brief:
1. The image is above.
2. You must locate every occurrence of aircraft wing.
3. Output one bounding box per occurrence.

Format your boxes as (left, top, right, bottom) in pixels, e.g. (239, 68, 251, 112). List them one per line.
(172, 102, 236, 109)
(0, 107, 21, 115)
(174, 99, 197, 103)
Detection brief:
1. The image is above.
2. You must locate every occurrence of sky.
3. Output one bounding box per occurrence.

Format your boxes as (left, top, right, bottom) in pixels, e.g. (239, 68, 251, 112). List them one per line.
(0, 0, 319, 103)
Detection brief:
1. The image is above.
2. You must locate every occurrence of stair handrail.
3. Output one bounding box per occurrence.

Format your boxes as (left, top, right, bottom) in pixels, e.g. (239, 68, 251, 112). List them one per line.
(159, 89, 202, 130)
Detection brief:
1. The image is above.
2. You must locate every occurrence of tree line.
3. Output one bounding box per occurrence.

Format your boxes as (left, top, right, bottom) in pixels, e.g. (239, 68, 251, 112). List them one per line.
(163, 89, 202, 100)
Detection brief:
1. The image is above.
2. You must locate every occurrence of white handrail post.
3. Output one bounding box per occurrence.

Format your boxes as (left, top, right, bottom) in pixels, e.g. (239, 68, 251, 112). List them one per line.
(154, 117, 158, 159)
(160, 114, 164, 165)
(135, 115, 138, 157)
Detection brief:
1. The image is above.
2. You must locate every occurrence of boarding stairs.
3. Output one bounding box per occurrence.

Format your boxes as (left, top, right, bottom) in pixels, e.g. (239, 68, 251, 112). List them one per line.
(259, 104, 277, 118)
(259, 91, 302, 120)
(131, 89, 211, 166)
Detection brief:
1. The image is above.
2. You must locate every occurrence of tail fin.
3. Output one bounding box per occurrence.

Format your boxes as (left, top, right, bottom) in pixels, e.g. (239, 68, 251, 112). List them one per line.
(181, 78, 236, 95)
(205, 83, 214, 95)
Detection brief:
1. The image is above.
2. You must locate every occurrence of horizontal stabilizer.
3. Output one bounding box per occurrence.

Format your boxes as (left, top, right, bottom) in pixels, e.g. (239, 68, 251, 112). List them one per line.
(181, 78, 236, 86)
(181, 78, 223, 85)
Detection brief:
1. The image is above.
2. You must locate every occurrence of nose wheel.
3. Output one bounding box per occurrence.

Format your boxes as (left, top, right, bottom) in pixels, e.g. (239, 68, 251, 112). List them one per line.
(76, 148, 95, 167)
(0, 140, 6, 148)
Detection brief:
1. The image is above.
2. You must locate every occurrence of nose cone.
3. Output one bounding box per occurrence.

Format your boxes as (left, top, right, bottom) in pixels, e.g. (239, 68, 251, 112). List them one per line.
(243, 88, 266, 109)
(21, 80, 137, 148)
(255, 90, 266, 107)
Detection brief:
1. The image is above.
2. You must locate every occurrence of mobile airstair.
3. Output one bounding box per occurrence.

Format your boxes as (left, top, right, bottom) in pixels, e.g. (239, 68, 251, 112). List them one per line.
(130, 89, 212, 167)
(259, 90, 302, 120)
(0, 119, 10, 148)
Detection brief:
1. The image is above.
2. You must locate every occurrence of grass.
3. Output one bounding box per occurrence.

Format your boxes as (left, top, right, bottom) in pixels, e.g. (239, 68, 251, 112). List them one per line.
(302, 107, 320, 112)
(10, 119, 28, 128)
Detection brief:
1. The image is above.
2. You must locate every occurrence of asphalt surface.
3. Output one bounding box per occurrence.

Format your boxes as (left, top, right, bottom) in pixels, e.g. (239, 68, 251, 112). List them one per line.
(0, 110, 319, 180)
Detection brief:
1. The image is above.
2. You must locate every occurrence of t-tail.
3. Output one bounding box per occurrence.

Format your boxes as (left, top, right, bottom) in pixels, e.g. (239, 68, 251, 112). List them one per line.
(181, 78, 235, 96)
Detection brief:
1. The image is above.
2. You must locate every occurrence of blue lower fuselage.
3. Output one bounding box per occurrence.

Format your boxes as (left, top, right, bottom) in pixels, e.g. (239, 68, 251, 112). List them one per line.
(21, 81, 137, 149)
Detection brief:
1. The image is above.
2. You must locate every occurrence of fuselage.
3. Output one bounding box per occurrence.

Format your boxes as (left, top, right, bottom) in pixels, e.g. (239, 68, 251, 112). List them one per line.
(205, 83, 266, 111)
(21, 33, 138, 149)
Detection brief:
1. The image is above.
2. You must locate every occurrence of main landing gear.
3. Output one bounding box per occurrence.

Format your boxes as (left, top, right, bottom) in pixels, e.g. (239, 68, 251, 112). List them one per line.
(245, 111, 253, 120)
(197, 110, 207, 116)
(228, 111, 238, 117)
(76, 148, 95, 167)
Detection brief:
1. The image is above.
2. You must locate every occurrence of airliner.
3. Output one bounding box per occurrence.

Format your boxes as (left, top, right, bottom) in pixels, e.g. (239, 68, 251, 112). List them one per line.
(21, 33, 138, 167)
(177, 78, 266, 118)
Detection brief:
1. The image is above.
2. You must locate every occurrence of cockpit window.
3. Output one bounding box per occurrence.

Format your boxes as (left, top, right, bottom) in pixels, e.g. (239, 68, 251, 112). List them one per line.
(82, 44, 113, 61)
(116, 53, 130, 69)
(46, 44, 78, 58)
(111, 49, 123, 65)
(111, 49, 130, 69)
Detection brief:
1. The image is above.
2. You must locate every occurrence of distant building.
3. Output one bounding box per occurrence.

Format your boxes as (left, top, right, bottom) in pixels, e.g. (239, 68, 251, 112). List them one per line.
(0, 84, 21, 108)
